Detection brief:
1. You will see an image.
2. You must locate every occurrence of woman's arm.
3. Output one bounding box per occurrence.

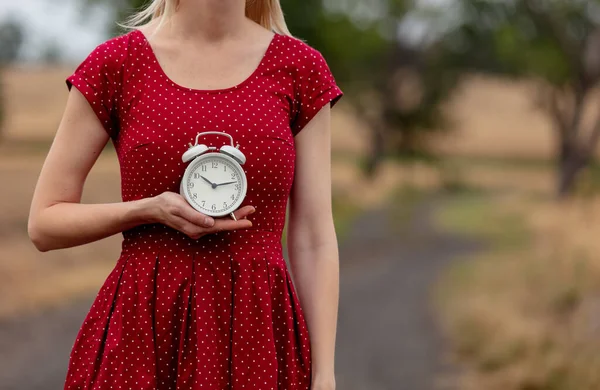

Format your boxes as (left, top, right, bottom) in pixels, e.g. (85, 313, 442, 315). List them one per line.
(28, 87, 254, 252)
(287, 104, 339, 389)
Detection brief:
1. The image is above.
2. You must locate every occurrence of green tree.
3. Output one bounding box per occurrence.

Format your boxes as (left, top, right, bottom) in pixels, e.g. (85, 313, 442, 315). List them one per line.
(0, 17, 25, 139)
(439, 0, 600, 197)
(283, 1, 461, 172)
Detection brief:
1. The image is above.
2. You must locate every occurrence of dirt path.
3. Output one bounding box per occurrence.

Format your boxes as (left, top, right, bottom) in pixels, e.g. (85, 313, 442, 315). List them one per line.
(0, 296, 96, 390)
(0, 197, 480, 390)
(334, 198, 481, 390)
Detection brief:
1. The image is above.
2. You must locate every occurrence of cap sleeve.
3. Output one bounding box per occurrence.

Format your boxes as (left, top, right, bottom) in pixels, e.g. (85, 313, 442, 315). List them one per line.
(66, 36, 127, 139)
(291, 47, 343, 136)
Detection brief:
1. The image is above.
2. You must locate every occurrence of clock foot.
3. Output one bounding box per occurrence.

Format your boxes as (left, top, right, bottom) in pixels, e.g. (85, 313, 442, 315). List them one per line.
(229, 212, 237, 221)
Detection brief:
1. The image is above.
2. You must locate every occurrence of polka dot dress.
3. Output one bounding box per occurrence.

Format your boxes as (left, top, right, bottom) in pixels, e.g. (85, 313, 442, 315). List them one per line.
(63, 29, 343, 390)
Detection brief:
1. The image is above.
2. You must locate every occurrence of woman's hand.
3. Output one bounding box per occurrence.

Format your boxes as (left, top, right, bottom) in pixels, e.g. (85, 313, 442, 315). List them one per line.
(144, 191, 255, 239)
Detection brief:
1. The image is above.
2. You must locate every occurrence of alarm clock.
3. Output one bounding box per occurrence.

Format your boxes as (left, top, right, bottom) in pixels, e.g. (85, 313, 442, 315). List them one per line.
(179, 131, 247, 220)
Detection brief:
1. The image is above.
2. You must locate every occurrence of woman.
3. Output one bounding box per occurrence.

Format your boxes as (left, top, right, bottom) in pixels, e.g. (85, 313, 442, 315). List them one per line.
(27, 0, 342, 389)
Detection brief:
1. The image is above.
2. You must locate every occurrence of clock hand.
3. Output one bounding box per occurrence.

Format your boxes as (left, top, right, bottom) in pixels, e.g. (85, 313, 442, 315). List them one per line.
(215, 181, 237, 187)
(200, 175, 217, 189)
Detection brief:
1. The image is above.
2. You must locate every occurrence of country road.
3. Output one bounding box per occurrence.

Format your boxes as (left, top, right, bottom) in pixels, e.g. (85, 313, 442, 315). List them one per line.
(0, 197, 480, 390)
(334, 199, 481, 390)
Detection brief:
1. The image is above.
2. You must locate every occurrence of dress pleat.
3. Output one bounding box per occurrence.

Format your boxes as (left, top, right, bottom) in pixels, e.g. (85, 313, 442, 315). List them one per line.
(65, 254, 131, 390)
(174, 253, 195, 389)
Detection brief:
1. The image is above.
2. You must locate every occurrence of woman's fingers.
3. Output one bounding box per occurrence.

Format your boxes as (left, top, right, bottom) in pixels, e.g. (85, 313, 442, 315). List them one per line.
(170, 214, 208, 239)
(232, 205, 256, 220)
(205, 206, 256, 233)
(182, 205, 256, 236)
(175, 204, 215, 228)
(210, 215, 253, 232)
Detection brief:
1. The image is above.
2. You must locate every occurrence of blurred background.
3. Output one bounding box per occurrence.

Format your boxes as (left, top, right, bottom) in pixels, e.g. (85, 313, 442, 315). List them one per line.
(2, 0, 600, 389)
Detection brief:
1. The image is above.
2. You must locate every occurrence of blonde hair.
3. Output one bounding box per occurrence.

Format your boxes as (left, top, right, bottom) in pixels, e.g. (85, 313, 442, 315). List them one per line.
(118, 0, 292, 37)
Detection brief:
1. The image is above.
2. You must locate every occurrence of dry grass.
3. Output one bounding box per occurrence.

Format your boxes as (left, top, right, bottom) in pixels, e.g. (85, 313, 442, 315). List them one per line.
(2, 66, 72, 141)
(435, 193, 600, 390)
(433, 74, 600, 161)
(433, 75, 555, 159)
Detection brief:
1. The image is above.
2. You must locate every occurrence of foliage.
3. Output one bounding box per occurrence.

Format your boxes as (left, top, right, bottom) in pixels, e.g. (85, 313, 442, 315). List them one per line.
(295, 1, 461, 165)
(0, 17, 25, 64)
(0, 16, 25, 138)
(436, 0, 600, 196)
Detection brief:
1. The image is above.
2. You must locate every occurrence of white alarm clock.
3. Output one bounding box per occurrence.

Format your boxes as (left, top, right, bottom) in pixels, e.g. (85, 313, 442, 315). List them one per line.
(179, 131, 247, 220)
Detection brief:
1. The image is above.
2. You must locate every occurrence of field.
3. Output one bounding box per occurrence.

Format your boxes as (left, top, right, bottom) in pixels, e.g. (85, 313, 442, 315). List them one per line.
(0, 66, 559, 319)
(3, 65, 600, 389)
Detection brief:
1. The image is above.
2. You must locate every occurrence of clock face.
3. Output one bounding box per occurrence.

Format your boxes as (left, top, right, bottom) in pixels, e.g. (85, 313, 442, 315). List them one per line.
(181, 153, 247, 216)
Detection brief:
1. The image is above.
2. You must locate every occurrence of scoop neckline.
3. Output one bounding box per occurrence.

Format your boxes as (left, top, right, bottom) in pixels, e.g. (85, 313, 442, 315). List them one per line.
(133, 28, 278, 94)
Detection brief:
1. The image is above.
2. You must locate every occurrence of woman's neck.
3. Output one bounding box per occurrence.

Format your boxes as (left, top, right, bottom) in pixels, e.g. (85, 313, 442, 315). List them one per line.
(166, 0, 248, 41)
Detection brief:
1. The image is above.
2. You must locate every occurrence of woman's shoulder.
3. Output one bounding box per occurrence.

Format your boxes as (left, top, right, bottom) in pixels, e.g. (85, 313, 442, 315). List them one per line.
(80, 29, 140, 71)
(97, 29, 136, 48)
(273, 34, 329, 69)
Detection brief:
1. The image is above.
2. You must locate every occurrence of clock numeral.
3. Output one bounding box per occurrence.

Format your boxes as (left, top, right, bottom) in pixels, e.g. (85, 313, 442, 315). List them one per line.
(201, 165, 207, 172)
(224, 165, 227, 172)
(193, 173, 200, 179)
(231, 173, 236, 179)
(223, 202, 228, 208)
(212, 204, 216, 211)
(201, 201, 206, 206)
(188, 182, 194, 188)
(192, 193, 198, 199)
(231, 194, 235, 200)
(235, 184, 240, 191)
(212, 162, 218, 168)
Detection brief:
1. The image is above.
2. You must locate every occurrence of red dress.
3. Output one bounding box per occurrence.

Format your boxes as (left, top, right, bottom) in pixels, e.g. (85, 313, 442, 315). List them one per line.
(63, 29, 342, 390)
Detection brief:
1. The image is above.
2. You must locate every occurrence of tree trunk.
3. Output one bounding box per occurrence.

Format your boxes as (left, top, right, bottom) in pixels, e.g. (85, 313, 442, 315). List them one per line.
(557, 144, 588, 198)
(0, 67, 4, 141)
(365, 124, 385, 177)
